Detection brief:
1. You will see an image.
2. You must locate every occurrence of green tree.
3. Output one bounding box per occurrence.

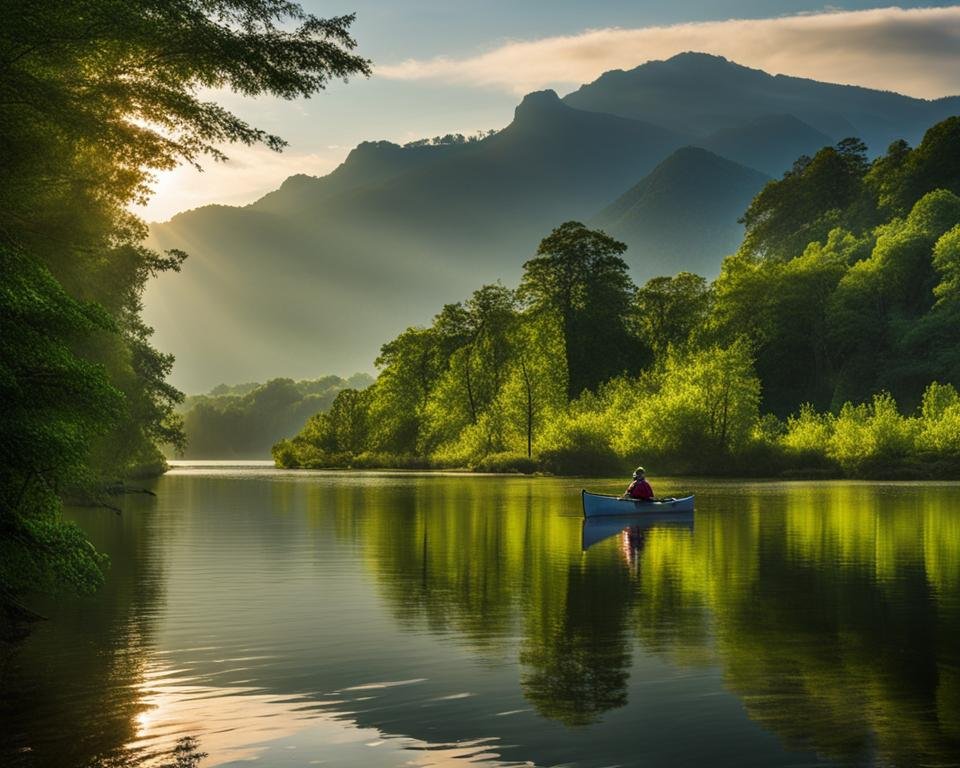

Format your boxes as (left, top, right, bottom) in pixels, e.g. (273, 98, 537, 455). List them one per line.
(422, 285, 517, 455)
(882, 118, 960, 216)
(519, 222, 642, 399)
(634, 272, 711, 356)
(712, 231, 859, 414)
(739, 138, 872, 261)
(499, 314, 568, 458)
(828, 190, 960, 406)
(1, 1, 369, 606)
(1, 249, 122, 603)
(612, 341, 761, 468)
(368, 327, 444, 454)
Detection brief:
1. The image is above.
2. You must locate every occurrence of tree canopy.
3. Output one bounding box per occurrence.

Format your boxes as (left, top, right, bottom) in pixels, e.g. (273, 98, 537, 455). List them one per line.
(519, 221, 644, 398)
(1, 0, 369, 609)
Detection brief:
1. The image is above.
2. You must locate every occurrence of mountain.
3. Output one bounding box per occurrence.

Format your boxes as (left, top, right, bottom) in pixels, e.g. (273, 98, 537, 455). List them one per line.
(257, 90, 687, 240)
(145, 53, 960, 391)
(145, 92, 687, 391)
(593, 147, 769, 277)
(251, 140, 468, 216)
(698, 114, 833, 177)
(564, 52, 958, 155)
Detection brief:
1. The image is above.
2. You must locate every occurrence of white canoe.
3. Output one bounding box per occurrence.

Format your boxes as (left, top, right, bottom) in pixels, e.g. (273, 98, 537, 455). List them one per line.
(581, 489, 695, 518)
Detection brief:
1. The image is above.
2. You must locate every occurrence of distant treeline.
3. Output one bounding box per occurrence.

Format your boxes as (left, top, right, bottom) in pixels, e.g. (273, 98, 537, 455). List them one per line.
(275, 117, 960, 478)
(175, 374, 374, 458)
(403, 130, 496, 148)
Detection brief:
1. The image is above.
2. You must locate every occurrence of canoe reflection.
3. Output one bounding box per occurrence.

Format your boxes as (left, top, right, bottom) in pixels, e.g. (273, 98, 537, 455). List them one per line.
(581, 513, 695, 553)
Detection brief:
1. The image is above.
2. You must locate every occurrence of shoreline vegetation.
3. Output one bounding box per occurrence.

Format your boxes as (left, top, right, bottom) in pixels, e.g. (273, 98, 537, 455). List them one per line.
(274, 120, 960, 481)
(272, 378, 960, 481)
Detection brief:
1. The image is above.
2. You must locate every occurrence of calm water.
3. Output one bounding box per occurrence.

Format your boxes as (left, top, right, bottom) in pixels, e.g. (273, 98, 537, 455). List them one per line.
(3, 470, 960, 768)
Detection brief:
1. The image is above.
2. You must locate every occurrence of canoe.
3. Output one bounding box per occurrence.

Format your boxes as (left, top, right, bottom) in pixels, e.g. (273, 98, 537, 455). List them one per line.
(582, 514, 694, 551)
(581, 489, 695, 518)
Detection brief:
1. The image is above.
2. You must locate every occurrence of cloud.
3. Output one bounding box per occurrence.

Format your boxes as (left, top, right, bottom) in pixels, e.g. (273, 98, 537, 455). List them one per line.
(376, 6, 960, 99)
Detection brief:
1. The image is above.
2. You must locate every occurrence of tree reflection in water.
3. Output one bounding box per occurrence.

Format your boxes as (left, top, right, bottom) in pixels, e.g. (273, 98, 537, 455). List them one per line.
(355, 479, 960, 764)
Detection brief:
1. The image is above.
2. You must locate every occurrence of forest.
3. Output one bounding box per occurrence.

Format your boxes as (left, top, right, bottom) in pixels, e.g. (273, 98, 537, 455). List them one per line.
(175, 374, 373, 458)
(275, 118, 960, 479)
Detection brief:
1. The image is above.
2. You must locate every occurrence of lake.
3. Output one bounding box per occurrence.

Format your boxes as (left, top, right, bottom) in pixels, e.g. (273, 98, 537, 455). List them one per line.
(3, 468, 959, 767)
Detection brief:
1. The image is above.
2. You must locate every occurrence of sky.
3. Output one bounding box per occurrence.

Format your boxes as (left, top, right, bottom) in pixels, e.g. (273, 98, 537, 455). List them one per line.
(138, 2, 960, 221)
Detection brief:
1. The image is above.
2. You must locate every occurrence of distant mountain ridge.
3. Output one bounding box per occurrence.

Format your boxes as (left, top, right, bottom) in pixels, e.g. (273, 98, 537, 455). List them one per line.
(145, 53, 960, 391)
(698, 114, 833, 177)
(593, 147, 769, 275)
(564, 52, 959, 152)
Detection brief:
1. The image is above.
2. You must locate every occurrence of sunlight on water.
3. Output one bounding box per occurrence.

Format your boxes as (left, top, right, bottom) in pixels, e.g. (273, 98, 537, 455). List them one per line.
(2, 472, 959, 767)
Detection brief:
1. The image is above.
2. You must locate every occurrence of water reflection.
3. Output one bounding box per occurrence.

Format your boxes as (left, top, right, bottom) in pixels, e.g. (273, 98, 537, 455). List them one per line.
(2, 474, 959, 767)
(354, 479, 960, 764)
(580, 512, 694, 552)
(0, 492, 165, 768)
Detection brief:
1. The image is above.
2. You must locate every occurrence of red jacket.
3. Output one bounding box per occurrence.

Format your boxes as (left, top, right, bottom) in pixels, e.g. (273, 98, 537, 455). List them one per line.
(627, 478, 654, 500)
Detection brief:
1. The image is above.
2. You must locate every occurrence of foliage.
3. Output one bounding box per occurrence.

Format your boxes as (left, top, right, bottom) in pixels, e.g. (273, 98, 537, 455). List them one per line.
(612, 341, 761, 470)
(714, 118, 960, 415)
(782, 405, 837, 470)
(0, 248, 121, 599)
(177, 374, 372, 458)
(778, 384, 960, 478)
(634, 272, 711, 356)
(472, 453, 540, 474)
(404, 130, 496, 147)
(827, 393, 918, 476)
(518, 221, 646, 398)
(739, 137, 872, 262)
(538, 407, 623, 477)
(1, 1, 368, 606)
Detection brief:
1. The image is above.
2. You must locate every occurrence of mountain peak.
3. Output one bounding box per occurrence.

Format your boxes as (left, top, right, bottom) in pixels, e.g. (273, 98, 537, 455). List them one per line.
(662, 51, 732, 67)
(514, 89, 564, 121)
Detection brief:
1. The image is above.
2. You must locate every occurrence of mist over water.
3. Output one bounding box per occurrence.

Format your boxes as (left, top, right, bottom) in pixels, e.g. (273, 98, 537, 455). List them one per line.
(3, 470, 959, 767)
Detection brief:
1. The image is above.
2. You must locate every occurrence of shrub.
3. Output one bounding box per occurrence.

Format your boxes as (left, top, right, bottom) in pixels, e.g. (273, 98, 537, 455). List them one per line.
(613, 342, 761, 469)
(539, 410, 623, 476)
(350, 452, 434, 470)
(272, 438, 299, 468)
(782, 404, 838, 470)
(917, 382, 960, 455)
(828, 393, 917, 475)
(472, 452, 540, 474)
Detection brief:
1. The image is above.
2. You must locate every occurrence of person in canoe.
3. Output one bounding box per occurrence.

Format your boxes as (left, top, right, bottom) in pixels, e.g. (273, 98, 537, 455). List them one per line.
(623, 466, 654, 501)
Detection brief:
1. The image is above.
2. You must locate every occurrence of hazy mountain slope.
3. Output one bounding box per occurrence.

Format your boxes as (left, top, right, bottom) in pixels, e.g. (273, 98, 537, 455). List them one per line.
(146, 94, 688, 391)
(593, 147, 769, 277)
(698, 114, 833, 177)
(288, 91, 688, 243)
(250, 140, 467, 216)
(564, 52, 959, 153)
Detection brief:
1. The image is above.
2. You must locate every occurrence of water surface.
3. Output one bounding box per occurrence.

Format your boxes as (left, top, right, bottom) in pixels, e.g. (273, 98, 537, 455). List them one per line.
(3, 470, 959, 767)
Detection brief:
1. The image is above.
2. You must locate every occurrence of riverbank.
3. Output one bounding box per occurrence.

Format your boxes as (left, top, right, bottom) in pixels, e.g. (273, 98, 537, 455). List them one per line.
(269, 447, 960, 481)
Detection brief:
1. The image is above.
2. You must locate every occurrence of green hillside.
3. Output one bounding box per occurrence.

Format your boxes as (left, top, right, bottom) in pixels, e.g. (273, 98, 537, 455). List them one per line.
(276, 117, 960, 479)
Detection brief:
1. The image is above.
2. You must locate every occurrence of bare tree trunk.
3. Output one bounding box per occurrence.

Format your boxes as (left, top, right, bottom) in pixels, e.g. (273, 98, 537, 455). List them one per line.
(464, 345, 477, 424)
(520, 354, 534, 458)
